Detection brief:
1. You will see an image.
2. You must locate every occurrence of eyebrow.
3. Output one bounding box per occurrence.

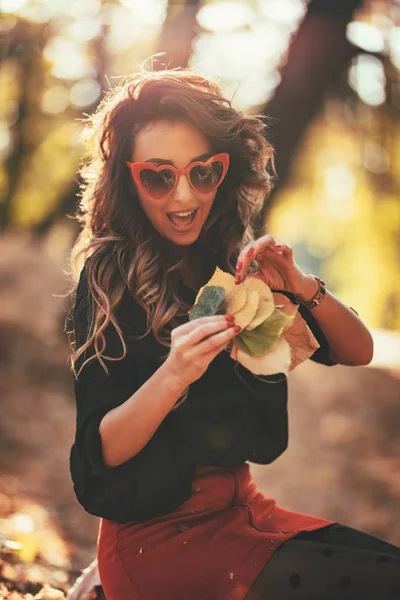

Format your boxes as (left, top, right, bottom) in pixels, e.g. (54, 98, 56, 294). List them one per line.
(144, 152, 214, 167)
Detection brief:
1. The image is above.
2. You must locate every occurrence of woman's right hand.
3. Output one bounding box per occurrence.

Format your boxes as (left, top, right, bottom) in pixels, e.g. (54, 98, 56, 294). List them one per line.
(164, 315, 240, 388)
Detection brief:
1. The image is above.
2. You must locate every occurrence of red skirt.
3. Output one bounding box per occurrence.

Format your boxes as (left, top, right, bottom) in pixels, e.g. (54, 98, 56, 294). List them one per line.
(97, 463, 335, 600)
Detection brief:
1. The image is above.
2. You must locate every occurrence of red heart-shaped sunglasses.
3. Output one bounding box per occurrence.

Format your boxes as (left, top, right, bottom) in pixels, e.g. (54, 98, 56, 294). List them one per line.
(125, 152, 230, 200)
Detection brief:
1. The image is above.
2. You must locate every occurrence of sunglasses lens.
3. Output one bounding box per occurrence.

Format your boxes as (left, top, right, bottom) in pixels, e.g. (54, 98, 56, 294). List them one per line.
(189, 161, 224, 193)
(139, 168, 175, 198)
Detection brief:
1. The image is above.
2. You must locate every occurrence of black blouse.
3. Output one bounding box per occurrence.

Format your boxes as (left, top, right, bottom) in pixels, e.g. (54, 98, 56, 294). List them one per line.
(69, 266, 357, 524)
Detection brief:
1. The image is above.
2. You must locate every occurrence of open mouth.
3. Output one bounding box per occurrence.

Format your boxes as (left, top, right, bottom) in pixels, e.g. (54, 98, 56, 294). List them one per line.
(166, 208, 199, 229)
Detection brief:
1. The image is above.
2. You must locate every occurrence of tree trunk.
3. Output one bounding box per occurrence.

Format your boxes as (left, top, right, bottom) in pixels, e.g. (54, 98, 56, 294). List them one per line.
(253, 0, 364, 236)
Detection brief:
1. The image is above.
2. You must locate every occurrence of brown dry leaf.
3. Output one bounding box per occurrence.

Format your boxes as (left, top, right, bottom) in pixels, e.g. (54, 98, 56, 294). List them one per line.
(230, 291, 321, 376)
(272, 291, 320, 369)
(284, 311, 321, 371)
(272, 291, 299, 319)
(195, 271, 320, 376)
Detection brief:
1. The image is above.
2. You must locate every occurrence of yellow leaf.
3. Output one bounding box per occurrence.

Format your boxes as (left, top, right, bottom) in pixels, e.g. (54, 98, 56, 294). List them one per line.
(243, 275, 275, 330)
(234, 338, 292, 376)
(195, 266, 235, 304)
(226, 283, 248, 315)
(231, 289, 260, 329)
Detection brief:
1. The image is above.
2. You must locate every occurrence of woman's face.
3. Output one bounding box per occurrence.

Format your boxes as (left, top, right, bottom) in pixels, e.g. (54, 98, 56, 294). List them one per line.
(131, 119, 218, 246)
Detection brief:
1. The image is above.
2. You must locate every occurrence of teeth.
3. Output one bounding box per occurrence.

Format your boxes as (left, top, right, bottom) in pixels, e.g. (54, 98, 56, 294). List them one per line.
(171, 210, 196, 217)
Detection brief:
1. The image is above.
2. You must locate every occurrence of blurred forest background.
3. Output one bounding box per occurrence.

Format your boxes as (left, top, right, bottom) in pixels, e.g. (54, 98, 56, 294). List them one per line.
(0, 0, 399, 597)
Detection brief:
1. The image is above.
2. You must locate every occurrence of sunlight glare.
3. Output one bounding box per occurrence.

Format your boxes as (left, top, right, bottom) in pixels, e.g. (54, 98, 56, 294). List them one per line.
(68, 17, 102, 42)
(322, 165, 356, 221)
(104, 4, 138, 54)
(70, 0, 101, 19)
(324, 165, 356, 200)
(41, 86, 70, 114)
(2, 0, 27, 12)
(369, 329, 400, 370)
(119, 0, 167, 27)
(17, 3, 54, 22)
(11, 513, 35, 534)
(19, 0, 87, 20)
(348, 55, 386, 106)
(70, 79, 101, 108)
(231, 71, 281, 108)
(192, 28, 285, 79)
(197, 1, 255, 32)
(0, 124, 12, 160)
(258, 0, 306, 27)
(389, 27, 400, 69)
(1, 0, 26, 13)
(44, 37, 93, 80)
(346, 21, 385, 53)
(361, 141, 390, 175)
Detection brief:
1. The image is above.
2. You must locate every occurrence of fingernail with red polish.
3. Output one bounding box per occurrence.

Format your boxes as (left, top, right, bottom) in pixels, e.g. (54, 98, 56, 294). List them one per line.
(235, 274, 241, 284)
(247, 247, 255, 257)
(236, 261, 243, 272)
(274, 244, 282, 249)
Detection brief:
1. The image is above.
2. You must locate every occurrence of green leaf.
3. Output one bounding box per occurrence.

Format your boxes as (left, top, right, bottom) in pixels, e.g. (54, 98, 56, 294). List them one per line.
(188, 285, 226, 320)
(235, 307, 293, 355)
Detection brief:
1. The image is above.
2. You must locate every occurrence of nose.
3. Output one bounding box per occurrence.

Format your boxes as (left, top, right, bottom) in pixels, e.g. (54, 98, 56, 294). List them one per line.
(173, 172, 194, 201)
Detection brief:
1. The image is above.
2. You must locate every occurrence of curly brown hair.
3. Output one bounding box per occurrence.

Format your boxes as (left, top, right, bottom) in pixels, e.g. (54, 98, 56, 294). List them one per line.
(66, 67, 276, 380)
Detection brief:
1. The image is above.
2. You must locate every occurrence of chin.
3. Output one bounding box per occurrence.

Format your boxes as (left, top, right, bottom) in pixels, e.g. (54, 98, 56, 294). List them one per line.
(159, 221, 202, 246)
(166, 232, 200, 246)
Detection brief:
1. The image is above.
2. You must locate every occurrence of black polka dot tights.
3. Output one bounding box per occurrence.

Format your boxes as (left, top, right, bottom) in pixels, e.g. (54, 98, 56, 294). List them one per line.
(245, 523, 400, 600)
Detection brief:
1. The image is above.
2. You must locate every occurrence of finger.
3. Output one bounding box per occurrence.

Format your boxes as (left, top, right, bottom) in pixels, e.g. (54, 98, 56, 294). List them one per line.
(280, 244, 293, 258)
(235, 236, 276, 284)
(259, 245, 284, 259)
(173, 314, 229, 336)
(184, 316, 236, 346)
(197, 324, 239, 355)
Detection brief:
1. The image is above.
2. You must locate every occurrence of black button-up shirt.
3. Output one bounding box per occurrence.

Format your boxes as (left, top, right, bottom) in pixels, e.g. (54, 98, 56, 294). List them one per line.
(69, 266, 354, 524)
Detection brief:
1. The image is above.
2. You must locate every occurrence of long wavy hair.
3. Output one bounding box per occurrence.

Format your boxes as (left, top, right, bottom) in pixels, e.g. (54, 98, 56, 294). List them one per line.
(66, 67, 276, 381)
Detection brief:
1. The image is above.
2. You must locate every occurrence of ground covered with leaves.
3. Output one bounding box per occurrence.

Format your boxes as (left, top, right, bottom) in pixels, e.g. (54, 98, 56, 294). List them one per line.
(0, 547, 105, 600)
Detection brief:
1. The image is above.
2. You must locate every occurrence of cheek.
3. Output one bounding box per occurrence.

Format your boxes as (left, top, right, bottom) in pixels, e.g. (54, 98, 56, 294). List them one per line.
(200, 190, 218, 207)
(136, 190, 165, 216)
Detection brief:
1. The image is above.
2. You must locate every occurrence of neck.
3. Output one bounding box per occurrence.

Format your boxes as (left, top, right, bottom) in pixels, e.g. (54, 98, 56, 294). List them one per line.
(155, 233, 216, 289)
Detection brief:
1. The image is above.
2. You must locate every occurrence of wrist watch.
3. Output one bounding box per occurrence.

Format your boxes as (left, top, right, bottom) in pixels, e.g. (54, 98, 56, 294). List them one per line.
(293, 275, 327, 309)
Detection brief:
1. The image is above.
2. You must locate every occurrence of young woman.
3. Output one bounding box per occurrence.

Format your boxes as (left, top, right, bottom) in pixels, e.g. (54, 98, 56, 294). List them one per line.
(67, 69, 400, 600)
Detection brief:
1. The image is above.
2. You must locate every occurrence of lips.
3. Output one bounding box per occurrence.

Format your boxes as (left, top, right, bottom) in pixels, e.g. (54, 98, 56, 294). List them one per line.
(166, 208, 199, 230)
(167, 208, 198, 223)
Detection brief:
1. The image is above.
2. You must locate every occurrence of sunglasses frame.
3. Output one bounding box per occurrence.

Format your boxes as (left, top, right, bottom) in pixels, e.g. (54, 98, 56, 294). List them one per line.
(125, 152, 230, 199)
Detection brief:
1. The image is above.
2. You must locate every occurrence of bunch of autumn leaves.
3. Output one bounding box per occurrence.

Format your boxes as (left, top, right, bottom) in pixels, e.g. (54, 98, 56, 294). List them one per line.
(188, 267, 320, 376)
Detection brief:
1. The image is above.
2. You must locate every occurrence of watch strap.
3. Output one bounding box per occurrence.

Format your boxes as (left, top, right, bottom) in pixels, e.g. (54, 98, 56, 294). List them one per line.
(293, 275, 327, 309)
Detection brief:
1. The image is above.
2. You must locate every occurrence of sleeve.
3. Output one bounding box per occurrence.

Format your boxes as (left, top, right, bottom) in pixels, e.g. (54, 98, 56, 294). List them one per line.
(272, 289, 359, 367)
(297, 303, 337, 366)
(298, 303, 359, 366)
(69, 266, 192, 523)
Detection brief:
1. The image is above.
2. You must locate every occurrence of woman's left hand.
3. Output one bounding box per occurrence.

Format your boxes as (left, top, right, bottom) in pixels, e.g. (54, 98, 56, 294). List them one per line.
(235, 234, 309, 295)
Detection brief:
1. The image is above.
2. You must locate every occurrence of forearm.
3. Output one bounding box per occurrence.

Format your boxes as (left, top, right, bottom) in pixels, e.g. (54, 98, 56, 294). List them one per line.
(99, 361, 187, 468)
(295, 276, 374, 366)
